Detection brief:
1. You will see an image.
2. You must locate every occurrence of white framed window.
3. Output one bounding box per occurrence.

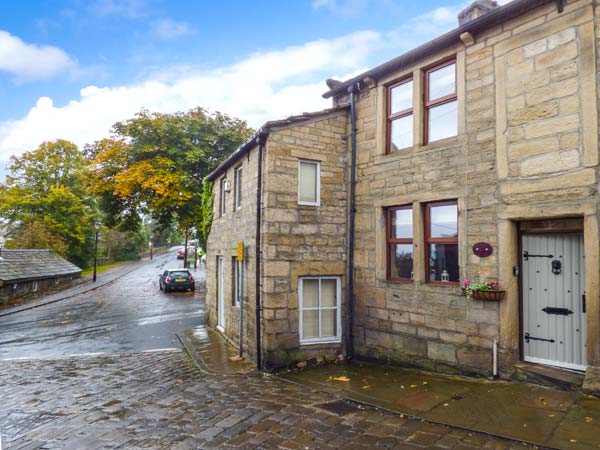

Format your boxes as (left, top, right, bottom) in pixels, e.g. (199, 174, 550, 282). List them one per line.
(298, 160, 320, 206)
(219, 177, 227, 217)
(233, 257, 243, 307)
(299, 276, 341, 344)
(234, 166, 242, 210)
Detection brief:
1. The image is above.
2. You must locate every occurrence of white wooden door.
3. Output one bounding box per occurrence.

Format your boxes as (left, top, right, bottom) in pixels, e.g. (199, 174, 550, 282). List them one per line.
(522, 234, 586, 371)
(217, 256, 225, 330)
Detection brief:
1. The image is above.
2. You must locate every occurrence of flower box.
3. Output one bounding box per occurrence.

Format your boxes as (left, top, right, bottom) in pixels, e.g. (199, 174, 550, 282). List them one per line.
(462, 288, 505, 301)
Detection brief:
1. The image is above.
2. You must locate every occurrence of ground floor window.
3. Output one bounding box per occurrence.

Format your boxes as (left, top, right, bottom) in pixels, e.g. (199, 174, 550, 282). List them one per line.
(299, 276, 341, 344)
(425, 200, 459, 284)
(232, 258, 243, 307)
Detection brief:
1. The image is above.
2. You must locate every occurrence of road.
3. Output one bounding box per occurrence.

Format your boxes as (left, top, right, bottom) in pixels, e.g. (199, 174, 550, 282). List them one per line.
(0, 248, 204, 360)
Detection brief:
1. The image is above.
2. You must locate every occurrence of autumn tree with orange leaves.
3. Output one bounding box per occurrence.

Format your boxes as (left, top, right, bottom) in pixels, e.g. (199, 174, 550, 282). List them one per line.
(86, 108, 253, 240)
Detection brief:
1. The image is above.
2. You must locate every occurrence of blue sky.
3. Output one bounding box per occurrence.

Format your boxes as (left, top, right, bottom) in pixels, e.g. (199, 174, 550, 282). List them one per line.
(0, 0, 510, 179)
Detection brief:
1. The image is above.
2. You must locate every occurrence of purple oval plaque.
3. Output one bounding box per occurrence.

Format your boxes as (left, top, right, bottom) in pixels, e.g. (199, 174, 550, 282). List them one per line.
(473, 242, 493, 258)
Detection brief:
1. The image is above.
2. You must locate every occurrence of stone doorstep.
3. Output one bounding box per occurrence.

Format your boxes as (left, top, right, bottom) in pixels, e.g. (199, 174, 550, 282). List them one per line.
(513, 362, 585, 391)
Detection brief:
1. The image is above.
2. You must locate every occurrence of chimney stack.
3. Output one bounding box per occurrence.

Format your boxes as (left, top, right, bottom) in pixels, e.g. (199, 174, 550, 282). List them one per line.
(458, 0, 499, 26)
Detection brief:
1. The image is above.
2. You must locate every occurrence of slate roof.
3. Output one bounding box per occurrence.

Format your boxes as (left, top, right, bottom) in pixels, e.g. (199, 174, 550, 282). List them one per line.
(0, 249, 82, 284)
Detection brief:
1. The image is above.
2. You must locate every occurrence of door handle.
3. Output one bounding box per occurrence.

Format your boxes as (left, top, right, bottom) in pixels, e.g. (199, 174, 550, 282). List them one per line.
(583, 294, 586, 313)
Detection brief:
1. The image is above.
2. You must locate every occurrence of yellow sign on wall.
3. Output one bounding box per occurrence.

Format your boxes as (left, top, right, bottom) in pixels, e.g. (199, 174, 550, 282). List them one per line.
(237, 242, 244, 262)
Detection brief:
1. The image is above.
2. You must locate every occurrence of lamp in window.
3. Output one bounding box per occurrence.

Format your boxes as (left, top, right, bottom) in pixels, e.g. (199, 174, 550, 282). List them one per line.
(441, 270, 449, 282)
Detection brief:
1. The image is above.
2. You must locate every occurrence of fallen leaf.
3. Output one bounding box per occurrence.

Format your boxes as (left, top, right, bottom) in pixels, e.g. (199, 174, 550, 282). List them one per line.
(331, 376, 350, 382)
(422, 381, 429, 385)
(443, 403, 449, 407)
(570, 439, 577, 443)
(400, 385, 405, 389)
(410, 384, 417, 388)
(361, 385, 370, 389)
(548, 414, 556, 418)
(586, 417, 593, 423)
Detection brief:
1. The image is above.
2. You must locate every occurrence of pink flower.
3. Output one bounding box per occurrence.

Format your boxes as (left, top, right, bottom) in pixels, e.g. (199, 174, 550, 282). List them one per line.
(490, 282, 498, 289)
(463, 279, 470, 287)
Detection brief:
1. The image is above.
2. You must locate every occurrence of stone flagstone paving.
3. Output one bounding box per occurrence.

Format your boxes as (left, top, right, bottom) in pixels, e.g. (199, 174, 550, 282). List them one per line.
(0, 351, 533, 449)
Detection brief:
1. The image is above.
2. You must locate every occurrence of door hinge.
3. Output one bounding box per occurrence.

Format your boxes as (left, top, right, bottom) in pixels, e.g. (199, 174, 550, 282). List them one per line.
(523, 251, 553, 261)
(524, 332, 555, 344)
(542, 307, 573, 316)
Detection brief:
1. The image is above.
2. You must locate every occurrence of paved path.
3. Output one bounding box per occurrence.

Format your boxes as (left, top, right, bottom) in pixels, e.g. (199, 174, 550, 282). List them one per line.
(0, 248, 204, 360)
(0, 351, 528, 450)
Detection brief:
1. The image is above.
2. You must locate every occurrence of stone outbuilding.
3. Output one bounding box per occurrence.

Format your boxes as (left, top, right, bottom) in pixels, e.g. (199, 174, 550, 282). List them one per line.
(207, 0, 600, 395)
(0, 249, 82, 305)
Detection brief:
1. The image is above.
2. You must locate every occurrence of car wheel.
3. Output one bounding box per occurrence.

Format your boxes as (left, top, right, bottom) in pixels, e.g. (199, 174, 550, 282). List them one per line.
(159, 282, 163, 291)
(190, 286, 195, 292)
(164, 286, 170, 293)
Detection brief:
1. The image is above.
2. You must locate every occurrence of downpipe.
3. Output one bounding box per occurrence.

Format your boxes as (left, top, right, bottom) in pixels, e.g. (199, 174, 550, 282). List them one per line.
(255, 133, 266, 371)
(346, 83, 359, 361)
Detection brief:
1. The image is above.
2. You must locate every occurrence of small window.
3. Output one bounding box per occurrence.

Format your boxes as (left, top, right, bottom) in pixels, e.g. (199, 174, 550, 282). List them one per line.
(387, 206, 413, 282)
(425, 200, 459, 284)
(32, 281, 38, 292)
(299, 277, 341, 344)
(298, 160, 320, 206)
(387, 78, 413, 152)
(219, 177, 227, 217)
(232, 257, 243, 307)
(425, 59, 457, 144)
(234, 166, 242, 210)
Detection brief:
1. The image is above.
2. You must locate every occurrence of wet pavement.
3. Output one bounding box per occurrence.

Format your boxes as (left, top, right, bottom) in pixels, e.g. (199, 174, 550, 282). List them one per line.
(0, 248, 204, 360)
(177, 325, 254, 374)
(0, 351, 529, 449)
(280, 362, 600, 450)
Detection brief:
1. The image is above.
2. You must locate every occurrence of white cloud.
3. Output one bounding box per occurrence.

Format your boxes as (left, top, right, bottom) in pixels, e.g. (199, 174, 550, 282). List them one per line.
(312, 0, 369, 16)
(89, 0, 147, 18)
(0, 30, 78, 81)
(152, 19, 195, 40)
(0, 30, 380, 161)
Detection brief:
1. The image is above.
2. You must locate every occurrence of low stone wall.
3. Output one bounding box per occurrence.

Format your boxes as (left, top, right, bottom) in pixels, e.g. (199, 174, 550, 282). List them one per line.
(0, 274, 81, 307)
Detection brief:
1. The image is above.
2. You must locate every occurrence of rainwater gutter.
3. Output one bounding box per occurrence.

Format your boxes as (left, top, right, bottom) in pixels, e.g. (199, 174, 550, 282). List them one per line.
(255, 132, 267, 371)
(346, 83, 359, 360)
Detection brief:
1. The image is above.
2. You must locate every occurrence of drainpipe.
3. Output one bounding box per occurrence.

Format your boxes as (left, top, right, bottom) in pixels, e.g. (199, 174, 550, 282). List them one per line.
(346, 83, 359, 360)
(255, 132, 266, 370)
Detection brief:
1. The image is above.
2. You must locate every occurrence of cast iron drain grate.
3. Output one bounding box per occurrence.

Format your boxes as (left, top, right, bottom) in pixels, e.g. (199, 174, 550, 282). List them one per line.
(315, 400, 361, 416)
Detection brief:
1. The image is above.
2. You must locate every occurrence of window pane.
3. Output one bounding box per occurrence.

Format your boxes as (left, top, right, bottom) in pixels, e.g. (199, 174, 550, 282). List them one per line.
(390, 80, 412, 114)
(428, 63, 455, 100)
(391, 208, 412, 239)
(390, 244, 413, 279)
(321, 279, 337, 307)
(390, 115, 413, 151)
(303, 310, 319, 339)
(428, 100, 457, 142)
(302, 279, 318, 308)
(299, 162, 317, 203)
(429, 244, 459, 282)
(321, 309, 337, 338)
(430, 204, 457, 238)
(235, 168, 242, 208)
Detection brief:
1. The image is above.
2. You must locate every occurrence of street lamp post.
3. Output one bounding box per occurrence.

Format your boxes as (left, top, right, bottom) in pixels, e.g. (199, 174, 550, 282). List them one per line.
(149, 241, 153, 260)
(93, 221, 100, 282)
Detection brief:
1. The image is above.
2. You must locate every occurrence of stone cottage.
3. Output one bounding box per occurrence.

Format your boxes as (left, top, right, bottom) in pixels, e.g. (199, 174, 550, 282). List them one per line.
(0, 249, 82, 305)
(207, 0, 600, 394)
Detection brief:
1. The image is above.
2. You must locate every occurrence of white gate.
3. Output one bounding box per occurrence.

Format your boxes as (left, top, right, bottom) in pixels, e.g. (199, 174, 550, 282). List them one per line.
(522, 233, 586, 371)
(217, 256, 225, 330)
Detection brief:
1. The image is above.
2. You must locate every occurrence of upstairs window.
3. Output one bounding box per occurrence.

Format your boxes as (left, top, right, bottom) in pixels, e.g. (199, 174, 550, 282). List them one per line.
(425, 200, 459, 284)
(387, 205, 413, 282)
(234, 165, 242, 210)
(298, 160, 320, 206)
(387, 78, 413, 152)
(219, 177, 226, 217)
(425, 59, 457, 144)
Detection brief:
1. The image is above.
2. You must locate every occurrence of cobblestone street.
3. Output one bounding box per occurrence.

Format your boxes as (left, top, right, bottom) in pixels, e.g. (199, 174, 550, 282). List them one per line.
(0, 351, 530, 449)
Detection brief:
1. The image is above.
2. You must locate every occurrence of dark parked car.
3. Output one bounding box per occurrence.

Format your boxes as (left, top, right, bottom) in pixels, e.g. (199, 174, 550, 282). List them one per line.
(176, 247, 195, 260)
(159, 269, 195, 293)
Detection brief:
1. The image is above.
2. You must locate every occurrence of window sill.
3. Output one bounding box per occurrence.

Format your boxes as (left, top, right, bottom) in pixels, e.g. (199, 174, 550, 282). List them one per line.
(386, 278, 414, 284)
(300, 338, 342, 346)
(423, 135, 458, 148)
(298, 202, 320, 207)
(427, 281, 460, 287)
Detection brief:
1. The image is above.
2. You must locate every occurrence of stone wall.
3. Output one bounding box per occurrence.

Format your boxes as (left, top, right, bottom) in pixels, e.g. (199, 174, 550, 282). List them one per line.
(206, 145, 260, 361)
(0, 274, 81, 306)
(344, 0, 600, 377)
(261, 111, 349, 368)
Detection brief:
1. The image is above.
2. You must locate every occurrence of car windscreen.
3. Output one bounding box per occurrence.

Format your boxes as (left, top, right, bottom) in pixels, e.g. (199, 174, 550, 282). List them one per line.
(169, 271, 191, 278)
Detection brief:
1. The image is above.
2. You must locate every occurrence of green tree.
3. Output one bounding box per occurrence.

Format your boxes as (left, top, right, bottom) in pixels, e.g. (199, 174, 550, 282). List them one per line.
(86, 107, 253, 236)
(0, 140, 97, 267)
